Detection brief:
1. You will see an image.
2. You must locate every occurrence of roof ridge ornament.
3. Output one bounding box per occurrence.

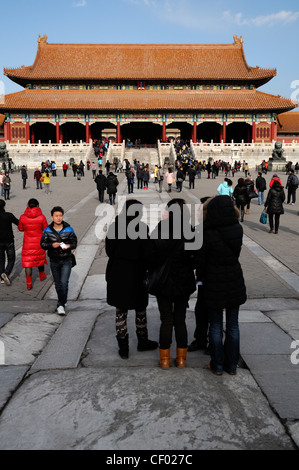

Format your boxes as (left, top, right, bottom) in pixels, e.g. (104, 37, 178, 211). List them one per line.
(233, 35, 243, 45)
(38, 34, 48, 45)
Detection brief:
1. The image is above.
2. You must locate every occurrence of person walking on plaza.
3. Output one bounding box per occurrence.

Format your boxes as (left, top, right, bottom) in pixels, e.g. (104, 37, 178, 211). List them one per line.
(233, 178, 249, 222)
(42, 169, 51, 194)
(188, 165, 196, 189)
(176, 166, 184, 192)
(264, 180, 285, 234)
(106, 171, 119, 205)
(244, 174, 256, 214)
(126, 166, 135, 194)
(149, 198, 196, 369)
(217, 178, 233, 197)
(0, 170, 5, 197)
(255, 171, 267, 205)
(0, 199, 19, 286)
(195, 196, 247, 375)
(62, 162, 68, 177)
(3, 171, 12, 200)
(137, 164, 144, 189)
(94, 170, 107, 202)
(285, 169, 299, 205)
(40, 206, 77, 315)
(165, 167, 174, 192)
(18, 198, 48, 290)
(21, 165, 28, 190)
(156, 166, 164, 193)
(142, 166, 150, 189)
(34, 168, 43, 190)
(91, 162, 97, 179)
(105, 199, 158, 359)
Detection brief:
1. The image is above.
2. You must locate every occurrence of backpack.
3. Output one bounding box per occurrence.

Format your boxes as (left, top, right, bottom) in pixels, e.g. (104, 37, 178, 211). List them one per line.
(291, 174, 299, 188)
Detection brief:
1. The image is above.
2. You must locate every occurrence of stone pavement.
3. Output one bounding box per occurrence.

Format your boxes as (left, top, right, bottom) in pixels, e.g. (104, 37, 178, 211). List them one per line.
(0, 162, 299, 451)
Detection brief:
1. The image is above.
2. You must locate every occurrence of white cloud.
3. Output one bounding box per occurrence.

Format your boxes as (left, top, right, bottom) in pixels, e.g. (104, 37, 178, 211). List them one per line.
(73, 0, 87, 7)
(223, 10, 299, 27)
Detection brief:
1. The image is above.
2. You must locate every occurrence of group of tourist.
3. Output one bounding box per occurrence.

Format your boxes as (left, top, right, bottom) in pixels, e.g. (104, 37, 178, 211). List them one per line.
(0, 198, 77, 316)
(105, 196, 246, 375)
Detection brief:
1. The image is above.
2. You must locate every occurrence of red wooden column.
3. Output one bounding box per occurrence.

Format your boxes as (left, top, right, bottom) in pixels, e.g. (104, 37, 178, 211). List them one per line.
(30, 125, 35, 144)
(192, 122, 197, 142)
(271, 122, 277, 141)
(56, 122, 60, 143)
(222, 122, 226, 143)
(86, 122, 90, 143)
(252, 122, 256, 143)
(162, 122, 166, 142)
(25, 122, 30, 142)
(116, 122, 121, 143)
(4, 122, 11, 142)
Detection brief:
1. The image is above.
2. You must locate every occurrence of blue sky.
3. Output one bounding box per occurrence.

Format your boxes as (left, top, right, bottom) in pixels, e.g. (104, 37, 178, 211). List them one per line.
(0, 0, 299, 106)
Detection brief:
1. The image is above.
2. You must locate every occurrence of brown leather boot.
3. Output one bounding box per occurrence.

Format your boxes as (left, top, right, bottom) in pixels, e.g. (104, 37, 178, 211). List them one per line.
(175, 348, 187, 368)
(159, 348, 170, 369)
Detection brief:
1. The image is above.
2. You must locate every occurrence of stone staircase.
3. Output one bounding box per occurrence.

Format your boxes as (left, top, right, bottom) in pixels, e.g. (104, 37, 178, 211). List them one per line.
(124, 147, 159, 169)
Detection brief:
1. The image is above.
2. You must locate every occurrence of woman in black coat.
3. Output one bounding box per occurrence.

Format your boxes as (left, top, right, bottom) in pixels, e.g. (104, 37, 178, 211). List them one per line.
(149, 198, 196, 369)
(195, 196, 247, 376)
(105, 199, 158, 359)
(106, 172, 119, 205)
(264, 180, 285, 234)
(233, 177, 249, 222)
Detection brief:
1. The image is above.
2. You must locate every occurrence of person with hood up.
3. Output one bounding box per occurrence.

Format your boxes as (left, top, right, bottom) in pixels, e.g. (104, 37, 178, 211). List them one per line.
(195, 196, 247, 376)
(105, 199, 158, 359)
(106, 171, 119, 205)
(264, 179, 285, 234)
(18, 198, 48, 290)
(269, 173, 282, 188)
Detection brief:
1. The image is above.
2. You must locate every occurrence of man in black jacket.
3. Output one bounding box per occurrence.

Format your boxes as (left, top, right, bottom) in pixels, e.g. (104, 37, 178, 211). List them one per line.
(94, 170, 107, 202)
(255, 171, 267, 205)
(0, 199, 19, 286)
(40, 206, 77, 315)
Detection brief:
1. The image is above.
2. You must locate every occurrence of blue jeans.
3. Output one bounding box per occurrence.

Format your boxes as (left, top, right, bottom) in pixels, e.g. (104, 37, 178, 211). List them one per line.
(50, 260, 72, 307)
(0, 242, 16, 276)
(257, 190, 264, 205)
(209, 306, 240, 373)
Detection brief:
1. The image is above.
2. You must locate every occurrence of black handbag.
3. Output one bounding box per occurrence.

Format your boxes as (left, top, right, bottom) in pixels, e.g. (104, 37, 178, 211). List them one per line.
(145, 259, 171, 296)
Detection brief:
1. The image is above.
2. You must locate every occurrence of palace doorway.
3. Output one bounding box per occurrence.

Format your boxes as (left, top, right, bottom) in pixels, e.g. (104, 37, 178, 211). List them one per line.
(121, 122, 161, 145)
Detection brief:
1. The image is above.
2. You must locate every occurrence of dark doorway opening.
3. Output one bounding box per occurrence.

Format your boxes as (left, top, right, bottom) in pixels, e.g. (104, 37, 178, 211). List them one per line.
(121, 122, 161, 145)
(226, 122, 251, 143)
(31, 122, 56, 143)
(197, 122, 221, 143)
(60, 122, 85, 143)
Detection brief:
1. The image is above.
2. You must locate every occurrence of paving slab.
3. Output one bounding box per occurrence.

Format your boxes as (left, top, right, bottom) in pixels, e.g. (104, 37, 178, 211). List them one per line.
(0, 366, 29, 411)
(30, 310, 100, 372)
(0, 368, 295, 450)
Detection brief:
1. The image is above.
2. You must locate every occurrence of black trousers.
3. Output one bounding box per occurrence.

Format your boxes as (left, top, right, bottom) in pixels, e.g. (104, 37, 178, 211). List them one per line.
(157, 295, 189, 349)
(269, 213, 280, 232)
(0, 242, 16, 276)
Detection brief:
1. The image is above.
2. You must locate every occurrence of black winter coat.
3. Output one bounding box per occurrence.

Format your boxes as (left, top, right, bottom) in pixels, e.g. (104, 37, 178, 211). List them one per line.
(40, 221, 77, 263)
(195, 196, 247, 310)
(105, 216, 150, 310)
(106, 174, 119, 195)
(95, 173, 107, 191)
(149, 219, 196, 300)
(255, 175, 267, 191)
(233, 184, 249, 206)
(265, 185, 285, 214)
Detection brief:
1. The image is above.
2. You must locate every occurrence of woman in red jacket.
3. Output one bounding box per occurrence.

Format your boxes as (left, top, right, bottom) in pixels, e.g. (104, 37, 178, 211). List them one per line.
(18, 198, 48, 290)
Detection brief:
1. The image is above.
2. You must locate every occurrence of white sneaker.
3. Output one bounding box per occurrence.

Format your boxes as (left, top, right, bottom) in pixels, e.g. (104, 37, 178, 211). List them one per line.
(57, 306, 66, 315)
(1, 273, 11, 286)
